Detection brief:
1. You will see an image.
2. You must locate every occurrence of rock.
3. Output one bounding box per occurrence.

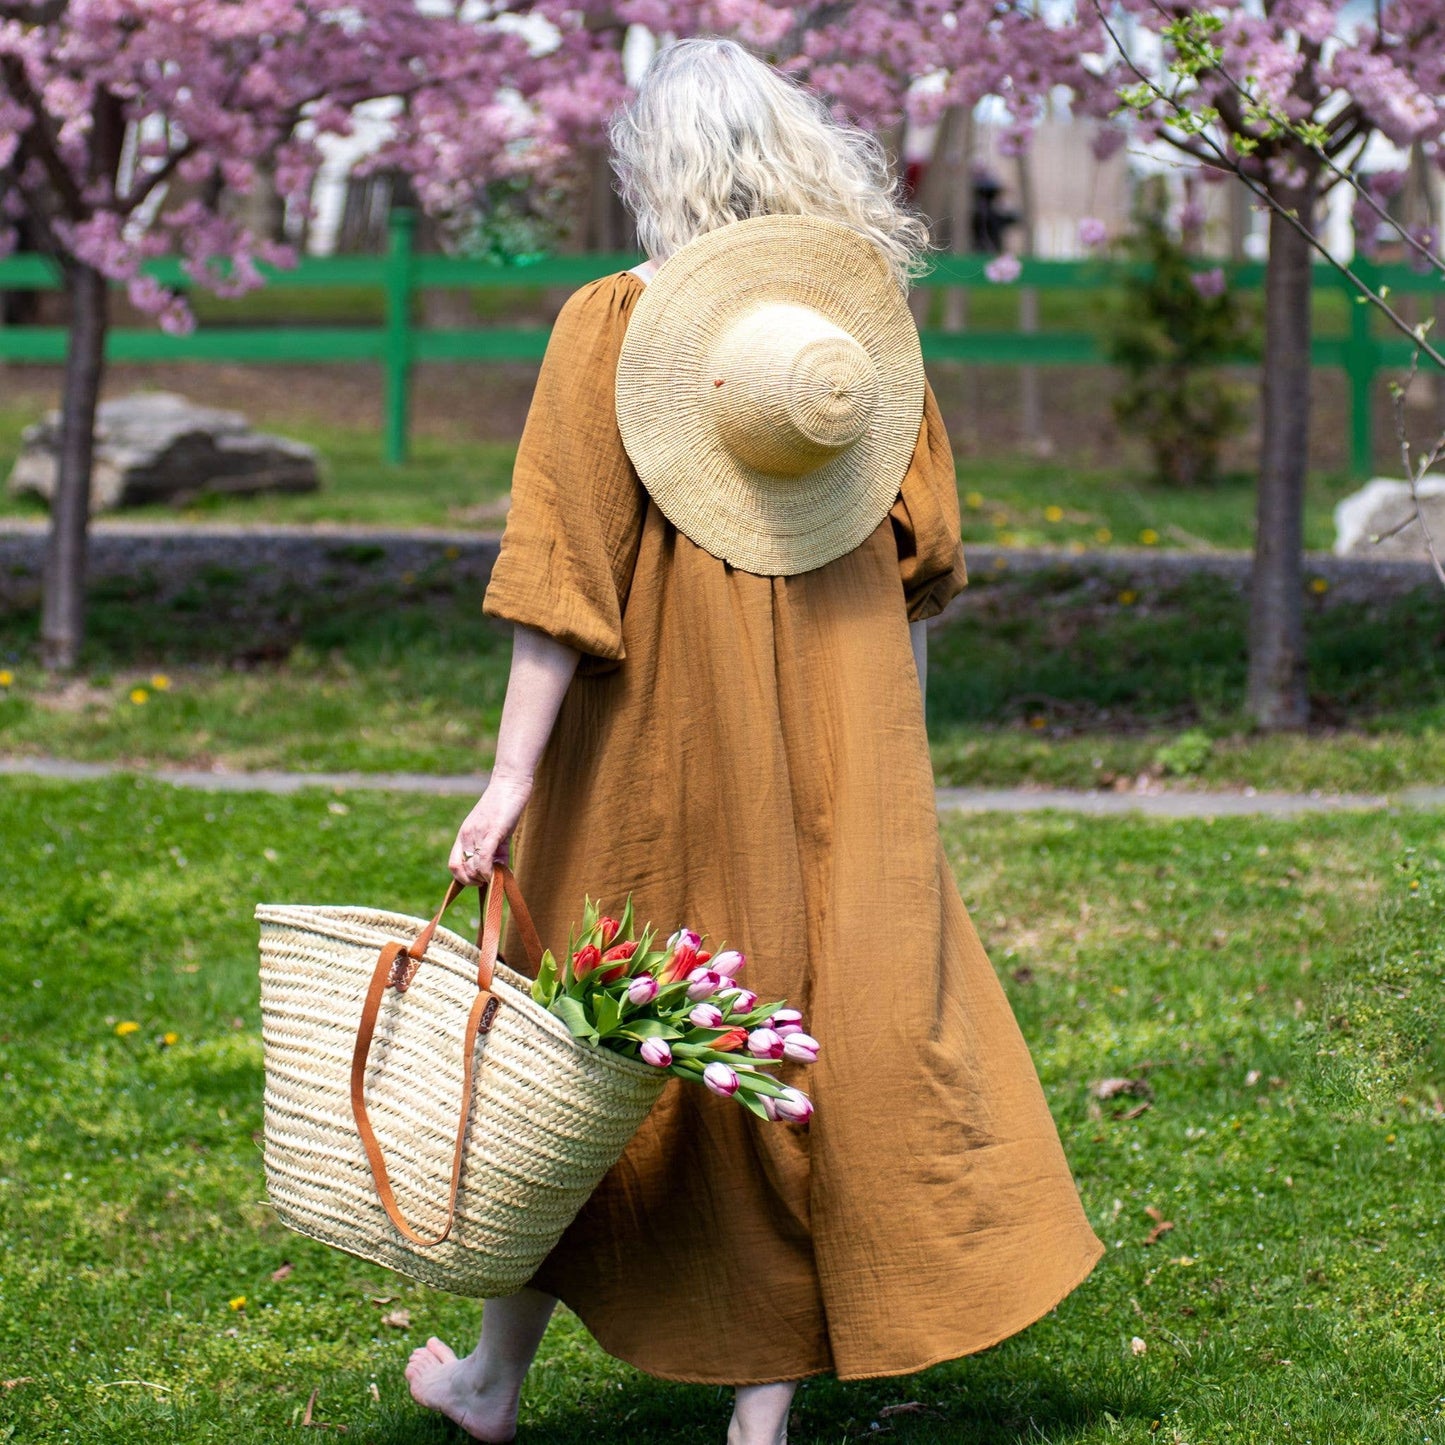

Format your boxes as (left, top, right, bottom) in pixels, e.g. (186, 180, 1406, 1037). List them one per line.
(1333, 476, 1445, 560)
(7, 391, 321, 512)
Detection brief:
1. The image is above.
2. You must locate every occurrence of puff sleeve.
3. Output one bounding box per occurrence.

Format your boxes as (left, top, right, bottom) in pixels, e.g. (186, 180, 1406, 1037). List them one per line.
(889, 377, 968, 622)
(481, 275, 648, 673)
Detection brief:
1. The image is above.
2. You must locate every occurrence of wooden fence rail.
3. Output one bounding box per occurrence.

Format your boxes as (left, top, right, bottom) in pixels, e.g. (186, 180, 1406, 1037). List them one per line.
(0, 207, 1440, 475)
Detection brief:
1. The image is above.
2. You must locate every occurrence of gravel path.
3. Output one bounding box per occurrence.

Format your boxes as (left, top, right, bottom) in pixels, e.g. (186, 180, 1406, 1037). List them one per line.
(4, 755, 1441, 815)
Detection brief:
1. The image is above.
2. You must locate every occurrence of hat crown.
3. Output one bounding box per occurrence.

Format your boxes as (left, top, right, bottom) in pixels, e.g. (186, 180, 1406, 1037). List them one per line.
(708, 303, 879, 479)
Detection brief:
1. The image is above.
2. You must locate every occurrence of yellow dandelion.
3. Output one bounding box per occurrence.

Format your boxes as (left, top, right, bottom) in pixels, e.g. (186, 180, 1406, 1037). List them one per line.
(162, 1031, 179, 1047)
(1067, 540, 1087, 555)
(150, 673, 171, 691)
(965, 491, 984, 510)
(1044, 505, 1064, 523)
(1094, 527, 1113, 544)
(129, 688, 149, 705)
(1409, 879, 1420, 891)
(990, 511, 1009, 527)
(115, 1020, 140, 1037)
(1309, 577, 1329, 595)
(1385, 1133, 1396, 1143)
(1118, 589, 1139, 606)
(1028, 715, 1047, 731)
(996, 531, 1017, 546)
(0, 670, 13, 687)
(444, 545, 462, 561)
(1139, 528, 1160, 546)
(229, 1296, 247, 1311)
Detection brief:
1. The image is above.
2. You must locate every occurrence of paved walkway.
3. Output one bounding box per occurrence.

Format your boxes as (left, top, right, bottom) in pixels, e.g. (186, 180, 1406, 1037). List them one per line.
(4, 755, 1442, 815)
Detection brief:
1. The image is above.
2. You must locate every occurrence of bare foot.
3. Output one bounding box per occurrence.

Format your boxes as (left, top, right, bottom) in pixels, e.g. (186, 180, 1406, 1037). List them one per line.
(404, 1336, 520, 1443)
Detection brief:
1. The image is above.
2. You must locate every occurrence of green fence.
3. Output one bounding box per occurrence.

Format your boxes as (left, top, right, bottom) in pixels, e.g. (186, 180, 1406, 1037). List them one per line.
(0, 207, 1440, 474)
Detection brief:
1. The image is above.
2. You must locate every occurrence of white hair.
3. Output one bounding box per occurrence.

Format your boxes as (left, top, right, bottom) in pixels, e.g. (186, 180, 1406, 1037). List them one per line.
(608, 37, 930, 291)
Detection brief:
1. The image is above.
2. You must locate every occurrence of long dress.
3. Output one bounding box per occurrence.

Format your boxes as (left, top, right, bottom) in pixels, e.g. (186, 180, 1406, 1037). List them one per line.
(481, 271, 1105, 1386)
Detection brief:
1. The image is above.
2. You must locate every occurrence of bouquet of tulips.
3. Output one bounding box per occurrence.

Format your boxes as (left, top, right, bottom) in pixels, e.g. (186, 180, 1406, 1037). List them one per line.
(529, 895, 816, 1124)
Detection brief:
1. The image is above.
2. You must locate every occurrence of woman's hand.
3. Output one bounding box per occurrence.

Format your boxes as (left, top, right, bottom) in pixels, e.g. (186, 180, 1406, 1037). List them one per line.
(448, 622, 581, 888)
(449, 770, 534, 887)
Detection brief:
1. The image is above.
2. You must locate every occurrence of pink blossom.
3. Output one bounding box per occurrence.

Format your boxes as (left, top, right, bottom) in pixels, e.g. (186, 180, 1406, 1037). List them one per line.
(1078, 217, 1108, 248)
(747, 1027, 786, 1060)
(626, 974, 659, 1006)
(667, 928, 702, 952)
(689, 1003, 724, 1029)
(1190, 268, 1227, 299)
(768, 1009, 804, 1036)
(984, 253, 1022, 285)
(782, 1032, 820, 1064)
(639, 1038, 672, 1069)
(703, 1062, 740, 1098)
(722, 987, 758, 1014)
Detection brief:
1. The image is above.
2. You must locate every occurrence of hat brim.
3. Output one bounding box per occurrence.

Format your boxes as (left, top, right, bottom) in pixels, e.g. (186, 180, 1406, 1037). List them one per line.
(615, 214, 926, 577)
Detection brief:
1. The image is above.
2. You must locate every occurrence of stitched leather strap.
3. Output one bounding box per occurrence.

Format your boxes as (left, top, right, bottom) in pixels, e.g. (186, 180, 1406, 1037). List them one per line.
(349, 863, 544, 1247)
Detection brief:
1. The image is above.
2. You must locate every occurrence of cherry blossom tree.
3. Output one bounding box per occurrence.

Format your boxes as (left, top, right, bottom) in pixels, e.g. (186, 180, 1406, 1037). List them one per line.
(1093, 0, 1445, 728)
(789, 0, 1445, 731)
(0, 0, 545, 670)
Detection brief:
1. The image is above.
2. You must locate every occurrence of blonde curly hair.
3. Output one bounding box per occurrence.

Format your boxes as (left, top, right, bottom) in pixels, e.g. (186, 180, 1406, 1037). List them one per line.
(608, 37, 930, 291)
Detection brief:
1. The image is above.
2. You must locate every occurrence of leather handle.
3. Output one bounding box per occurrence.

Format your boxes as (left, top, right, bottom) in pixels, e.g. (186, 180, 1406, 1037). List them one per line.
(349, 863, 545, 1248)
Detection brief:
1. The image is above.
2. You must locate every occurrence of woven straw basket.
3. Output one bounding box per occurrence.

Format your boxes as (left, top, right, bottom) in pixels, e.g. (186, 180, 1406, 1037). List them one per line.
(255, 864, 666, 1296)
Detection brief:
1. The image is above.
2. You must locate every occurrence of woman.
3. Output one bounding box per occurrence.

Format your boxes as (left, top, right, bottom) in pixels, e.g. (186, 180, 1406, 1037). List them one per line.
(405, 36, 1104, 1445)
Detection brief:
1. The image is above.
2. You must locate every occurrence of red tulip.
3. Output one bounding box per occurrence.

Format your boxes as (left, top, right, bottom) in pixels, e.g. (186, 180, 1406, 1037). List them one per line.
(713, 1027, 748, 1053)
(660, 941, 698, 985)
(598, 916, 620, 947)
(598, 938, 639, 983)
(572, 943, 601, 981)
(694, 950, 712, 965)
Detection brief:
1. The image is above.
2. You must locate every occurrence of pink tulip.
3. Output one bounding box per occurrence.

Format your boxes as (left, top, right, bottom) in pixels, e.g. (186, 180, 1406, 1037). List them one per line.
(689, 1003, 724, 1029)
(711, 949, 745, 979)
(703, 1062, 739, 1098)
(772, 1086, 814, 1123)
(747, 1027, 785, 1060)
(687, 970, 723, 1001)
(769, 1008, 804, 1035)
(782, 1032, 820, 1063)
(761, 1095, 781, 1121)
(722, 987, 757, 1014)
(639, 1037, 672, 1068)
(667, 928, 701, 952)
(626, 974, 659, 1006)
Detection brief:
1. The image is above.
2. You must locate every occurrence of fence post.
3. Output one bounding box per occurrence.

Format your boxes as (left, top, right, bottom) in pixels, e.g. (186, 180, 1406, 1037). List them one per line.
(1344, 258, 1378, 480)
(383, 207, 416, 465)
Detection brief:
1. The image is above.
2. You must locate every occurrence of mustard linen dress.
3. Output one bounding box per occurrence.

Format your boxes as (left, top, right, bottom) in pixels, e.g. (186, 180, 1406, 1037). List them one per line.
(481, 272, 1105, 1385)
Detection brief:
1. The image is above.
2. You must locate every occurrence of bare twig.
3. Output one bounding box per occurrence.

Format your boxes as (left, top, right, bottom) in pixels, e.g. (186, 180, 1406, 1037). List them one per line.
(1089, 0, 1445, 373)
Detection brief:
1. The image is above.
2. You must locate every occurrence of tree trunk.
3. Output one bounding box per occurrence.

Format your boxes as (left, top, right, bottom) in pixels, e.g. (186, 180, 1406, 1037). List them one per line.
(40, 260, 108, 672)
(1247, 188, 1315, 729)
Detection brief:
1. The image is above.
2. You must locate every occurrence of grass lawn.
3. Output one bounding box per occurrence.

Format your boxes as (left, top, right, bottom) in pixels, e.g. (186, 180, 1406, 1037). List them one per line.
(0, 403, 1360, 551)
(0, 778, 1440, 1442)
(1, 568, 1441, 792)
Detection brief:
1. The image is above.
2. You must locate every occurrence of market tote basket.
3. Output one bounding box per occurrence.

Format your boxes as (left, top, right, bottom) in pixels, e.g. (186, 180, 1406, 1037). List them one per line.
(255, 864, 667, 1296)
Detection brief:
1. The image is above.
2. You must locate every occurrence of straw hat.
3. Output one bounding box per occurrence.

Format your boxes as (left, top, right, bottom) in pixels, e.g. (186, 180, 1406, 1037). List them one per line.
(615, 214, 925, 576)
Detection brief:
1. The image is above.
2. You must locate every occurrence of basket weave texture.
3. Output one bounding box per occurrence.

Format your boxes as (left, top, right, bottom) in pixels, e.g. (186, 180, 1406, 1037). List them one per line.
(255, 889, 666, 1296)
